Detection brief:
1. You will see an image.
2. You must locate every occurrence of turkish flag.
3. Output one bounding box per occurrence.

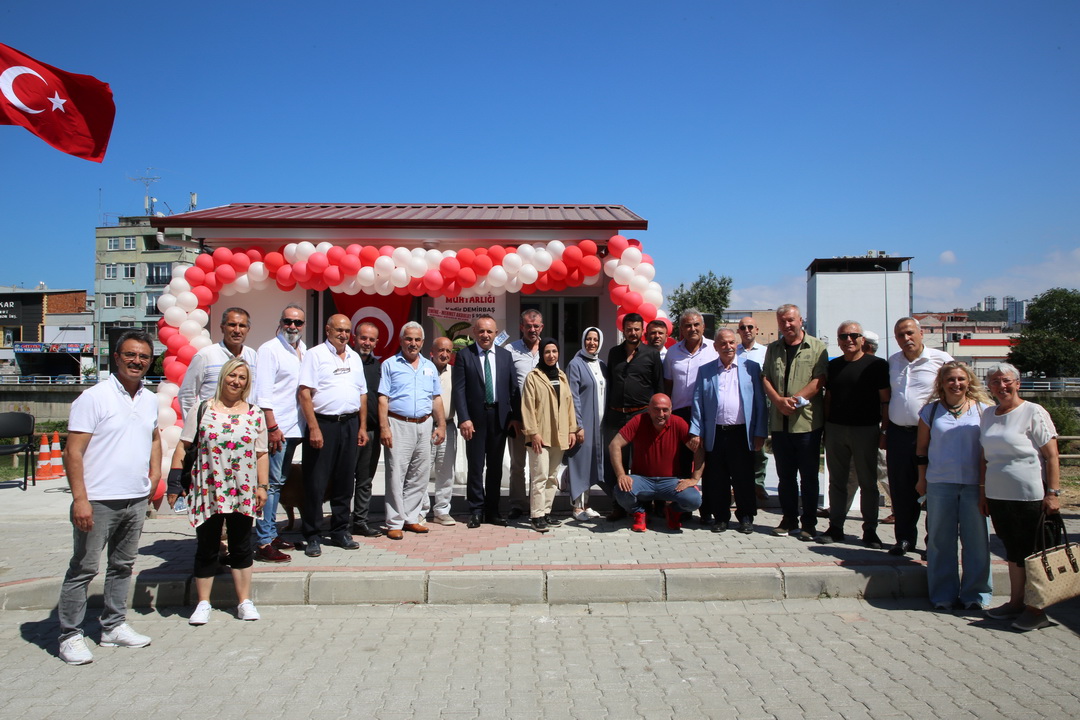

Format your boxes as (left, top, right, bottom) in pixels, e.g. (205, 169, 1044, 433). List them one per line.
(0, 42, 115, 162)
(330, 293, 414, 359)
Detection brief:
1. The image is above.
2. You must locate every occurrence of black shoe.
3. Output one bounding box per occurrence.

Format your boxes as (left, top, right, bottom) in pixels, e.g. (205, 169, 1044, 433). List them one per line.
(544, 515, 562, 527)
(607, 505, 627, 522)
(888, 540, 912, 556)
(816, 526, 843, 545)
(738, 519, 754, 534)
(351, 523, 382, 538)
(304, 538, 322, 557)
(862, 532, 883, 549)
(467, 513, 483, 529)
(486, 514, 508, 526)
(326, 534, 360, 550)
(711, 521, 728, 533)
(699, 516, 717, 527)
(508, 508, 524, 520)
(530, 517, 548, 532)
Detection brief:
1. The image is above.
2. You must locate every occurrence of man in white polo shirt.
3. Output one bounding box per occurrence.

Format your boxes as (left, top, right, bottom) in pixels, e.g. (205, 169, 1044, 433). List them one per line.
(58, 330, 162, 665)
(178, 306, 258, 417)
(297, 313, 368, 557)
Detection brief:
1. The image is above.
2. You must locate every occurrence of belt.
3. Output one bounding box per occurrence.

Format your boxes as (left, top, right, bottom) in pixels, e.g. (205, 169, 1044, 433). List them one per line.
(314, 411, 359, 423)
(484, 402, 498, 409)
(388, 411, 431, 424)
(891, 424, 918, 432)
(716, 423, 745, 432)
(612, 405, 648, 414)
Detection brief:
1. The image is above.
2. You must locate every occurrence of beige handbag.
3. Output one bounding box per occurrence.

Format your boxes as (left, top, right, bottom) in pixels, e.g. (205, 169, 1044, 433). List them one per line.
(1024, 513, 1080, 610)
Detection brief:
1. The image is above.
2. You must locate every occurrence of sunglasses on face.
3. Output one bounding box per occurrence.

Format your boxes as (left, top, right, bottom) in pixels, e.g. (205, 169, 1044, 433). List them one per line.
(838, 333, 862, 341)
(281, 318, 305, 327)
(738, 325, 754, 330)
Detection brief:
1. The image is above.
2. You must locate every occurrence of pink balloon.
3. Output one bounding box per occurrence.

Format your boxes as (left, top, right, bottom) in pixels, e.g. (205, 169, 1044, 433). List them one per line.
(423, 270, 444, 293)
(292, 261, 310, 282)
(379, 245, 395, 256)
(245, 248, 264, 262)
(345, 244, 363, 256)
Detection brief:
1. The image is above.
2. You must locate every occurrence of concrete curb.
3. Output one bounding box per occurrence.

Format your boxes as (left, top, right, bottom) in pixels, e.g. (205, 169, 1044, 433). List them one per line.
(1, 563, 945, 611)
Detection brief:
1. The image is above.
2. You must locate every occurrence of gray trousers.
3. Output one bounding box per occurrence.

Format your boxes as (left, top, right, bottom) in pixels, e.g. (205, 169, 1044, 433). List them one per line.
(824, 422, 880, 534)
(384, 416, 433, 530)
(58, 497, 146, 640)
(507, 427, 530, 511)
(424, 418, 456, 517)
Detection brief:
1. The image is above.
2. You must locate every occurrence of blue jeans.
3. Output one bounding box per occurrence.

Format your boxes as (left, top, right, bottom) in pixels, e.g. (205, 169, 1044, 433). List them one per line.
(925, 482, 992, 607)
(614, 476, 702, 515)
(256, 438, 300, 546)
(771, 428, 822, 532)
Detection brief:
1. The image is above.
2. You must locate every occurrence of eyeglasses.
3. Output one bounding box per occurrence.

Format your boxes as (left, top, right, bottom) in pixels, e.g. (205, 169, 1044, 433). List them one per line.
(738, 325, 754, 330)
(119, 351, 152, 362)
(838, 333, 862, 341)
(281, 318, 305, 327)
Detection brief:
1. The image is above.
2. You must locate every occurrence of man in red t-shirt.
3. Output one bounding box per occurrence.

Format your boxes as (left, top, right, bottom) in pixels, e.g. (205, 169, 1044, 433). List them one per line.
(608, 394, 704, 532)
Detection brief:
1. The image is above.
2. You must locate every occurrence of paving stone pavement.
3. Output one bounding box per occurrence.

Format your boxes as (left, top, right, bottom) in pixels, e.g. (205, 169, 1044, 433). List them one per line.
(3, 598, 1079, 719)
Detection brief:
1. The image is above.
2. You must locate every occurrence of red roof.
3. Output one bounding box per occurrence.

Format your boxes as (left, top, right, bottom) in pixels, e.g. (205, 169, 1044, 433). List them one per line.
(151, 203, 647, 231)
(958, 338, 1015, 346)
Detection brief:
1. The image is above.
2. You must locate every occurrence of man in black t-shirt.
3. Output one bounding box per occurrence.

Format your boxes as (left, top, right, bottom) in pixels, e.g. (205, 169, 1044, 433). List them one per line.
(820, 321, 890, 547)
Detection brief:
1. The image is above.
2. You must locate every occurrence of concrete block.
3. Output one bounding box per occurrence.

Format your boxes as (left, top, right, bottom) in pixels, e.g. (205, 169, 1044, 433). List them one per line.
(665, 567, 783, 601)
(0, 577, 61, 610)
(546, 570, 663, 605)
(309, 572, 425, 605)
(132, 575, 188, 609)
(992, 563, 1011, 596)
(895, 565, 929, 599)
(251, 572, 309, 605)
(782, 565, 899, 599)
(427, 570, 544, 605)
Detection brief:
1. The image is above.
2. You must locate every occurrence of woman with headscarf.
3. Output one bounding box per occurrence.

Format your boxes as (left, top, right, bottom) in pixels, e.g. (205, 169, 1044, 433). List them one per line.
(521, 338, 578, 532)
(566, 327, 606, 521)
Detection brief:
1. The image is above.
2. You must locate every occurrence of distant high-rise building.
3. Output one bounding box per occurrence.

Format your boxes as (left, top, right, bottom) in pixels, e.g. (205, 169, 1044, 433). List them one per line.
(1006, 298, 1027, 326)
(983, 295, 997, 312)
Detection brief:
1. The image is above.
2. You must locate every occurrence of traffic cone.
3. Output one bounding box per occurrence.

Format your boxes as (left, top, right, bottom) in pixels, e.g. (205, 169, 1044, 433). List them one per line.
(36, 434, 54, 479)
(50, 431, 65, 479)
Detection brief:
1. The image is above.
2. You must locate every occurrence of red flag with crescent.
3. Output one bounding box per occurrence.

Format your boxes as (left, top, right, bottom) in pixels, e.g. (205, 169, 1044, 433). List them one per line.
(0, 42, 115, 162)
(330, 293, 414, 359)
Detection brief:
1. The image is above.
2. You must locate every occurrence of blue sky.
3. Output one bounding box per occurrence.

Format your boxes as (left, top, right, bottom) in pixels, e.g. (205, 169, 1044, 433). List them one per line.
(2, 1, 1077, 312)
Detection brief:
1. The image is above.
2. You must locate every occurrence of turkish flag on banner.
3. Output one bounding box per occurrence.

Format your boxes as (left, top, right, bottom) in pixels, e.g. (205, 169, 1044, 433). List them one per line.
(0, 42, 115, 162)
(330, 292, 414, 359)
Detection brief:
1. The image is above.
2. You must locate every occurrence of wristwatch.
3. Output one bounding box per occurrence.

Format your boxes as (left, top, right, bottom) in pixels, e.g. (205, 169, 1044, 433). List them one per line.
(1046, 489, 1061, 497)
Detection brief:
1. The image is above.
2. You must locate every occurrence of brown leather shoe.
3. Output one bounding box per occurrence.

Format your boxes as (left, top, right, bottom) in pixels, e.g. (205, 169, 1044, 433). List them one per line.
(386, 529, 404, 540)
(403, 523, 429, 534)
(255, 544, 291, 563)
(271, 537, 295, 550)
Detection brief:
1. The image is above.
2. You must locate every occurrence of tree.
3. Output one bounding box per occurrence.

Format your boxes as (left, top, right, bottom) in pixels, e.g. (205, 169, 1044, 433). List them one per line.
(665, 271, 732, 323)
(1007, 287, 1080, 376)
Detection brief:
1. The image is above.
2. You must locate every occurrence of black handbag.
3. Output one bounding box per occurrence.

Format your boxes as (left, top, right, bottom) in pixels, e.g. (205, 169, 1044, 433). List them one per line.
(174, 400, 208, 494)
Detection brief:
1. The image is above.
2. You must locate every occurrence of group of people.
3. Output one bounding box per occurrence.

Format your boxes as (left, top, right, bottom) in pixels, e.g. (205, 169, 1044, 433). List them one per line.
(56, 300, 1064, 664)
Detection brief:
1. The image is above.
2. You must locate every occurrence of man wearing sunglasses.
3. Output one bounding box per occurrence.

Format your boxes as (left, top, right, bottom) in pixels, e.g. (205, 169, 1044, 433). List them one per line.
(178, 306, 258, 417)
(253, 304, 308, 562)
(736, 317, 770, 503)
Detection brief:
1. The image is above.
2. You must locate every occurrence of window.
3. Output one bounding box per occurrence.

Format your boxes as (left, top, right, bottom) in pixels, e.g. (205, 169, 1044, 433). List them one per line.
(124, 236, 137, 250)
(146, 262, 171, 286)
(104, 264, 117, 279)
(107, 238, 119, 251)
(146, 293, 162, 316)
(122, 293, 136, 308)
(103, 294, 117, 308)
(122, 263, 137, 280)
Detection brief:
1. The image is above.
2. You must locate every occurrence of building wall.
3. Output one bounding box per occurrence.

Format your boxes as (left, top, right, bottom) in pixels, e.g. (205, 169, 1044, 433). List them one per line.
(808, 270, 911, 357)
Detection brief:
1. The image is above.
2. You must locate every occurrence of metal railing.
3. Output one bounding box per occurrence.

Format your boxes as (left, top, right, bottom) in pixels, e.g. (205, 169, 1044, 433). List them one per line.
(1020, 378, 1080, 392)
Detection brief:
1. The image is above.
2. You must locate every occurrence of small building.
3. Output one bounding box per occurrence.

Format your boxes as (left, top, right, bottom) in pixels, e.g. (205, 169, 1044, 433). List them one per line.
(0, 286, 91, 376)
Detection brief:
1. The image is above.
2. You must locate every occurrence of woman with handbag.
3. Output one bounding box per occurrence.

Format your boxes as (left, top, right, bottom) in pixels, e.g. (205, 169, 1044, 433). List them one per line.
(521, 338, 578, 532)
(168, 358, 269, 625)
(914, 362, 994, 611)
(566, 327, 606, 521)
(979, 362, 1061, 631)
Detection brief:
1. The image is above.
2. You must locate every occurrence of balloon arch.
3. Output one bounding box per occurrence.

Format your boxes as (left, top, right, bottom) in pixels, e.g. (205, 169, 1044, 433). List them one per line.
(149, 233, 667, 498)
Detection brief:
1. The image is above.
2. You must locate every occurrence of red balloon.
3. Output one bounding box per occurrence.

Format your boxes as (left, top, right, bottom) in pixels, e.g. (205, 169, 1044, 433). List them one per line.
(444, 281, 460, 297)
(245, 248, 264, 262)
(475, 247, 489, 256)
(216, 264, 238, 284)
(177, 344, 196, 365)
(276, 265, 293, 284)
(209, 291, 220, 306)
(661, 318, 673, 335)
(623, 291, 643, 310)
(230, 253, 251, 272)
(457, 267, 477, 287)
(521, 283, 537, 295)
(638, 302, 657, 322)
(157, 317, 167, 330)
(164, 361, 186, 385)
(339, 255, 362, 275)
(192, 286, 214, 307)
(310, 278, 329, 292)
(472, 255, 493, 274)
(165, 334, 187, 353)
(171, 397, 181, 416)
(581, 255, 602, 276)
(616, 313, 626, 328)
(423, 270, 443, 293)
(379, 245, 395, 256)
(203, 271, 221, 292)
(628, 238, 642, 248)
(578, 239, 598, 256)
(488, 245, 507, 264)
(185, 266, 206, 286)
(456, 248, 476, 268)
(409, 278, 427, 296)
(548, 260, 567, 281)
(641, 253, 654, 265)
(151, 477, 165, 502)
(158, 325, 178, 343)
(567, 268, 584, 285)
(292, 261, 311, 283)
(308, 252, 329, 272)
(562, 246, 583, 267)
(323, 266, 343, 286)
(345, 244, 363, 257)
(607, 234, 629, 258)
(552, 280, 568, 292)
(535, 275, 551, 292)
(195, 253, 215, 272)
(360, 246, 380, 266)
(276, 276, 296, 292)
(611, 285, 630, 305)
(327, 246, 346, 265)
(212, 247, 233, 265)
(439, 257, 461, 278)
(393, 285, 410, 296)
(264, 252, 285, 272)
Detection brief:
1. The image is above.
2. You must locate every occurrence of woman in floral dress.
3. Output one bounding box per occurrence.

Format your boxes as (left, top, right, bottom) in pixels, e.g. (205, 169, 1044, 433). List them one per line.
(169, 358, 269, 625)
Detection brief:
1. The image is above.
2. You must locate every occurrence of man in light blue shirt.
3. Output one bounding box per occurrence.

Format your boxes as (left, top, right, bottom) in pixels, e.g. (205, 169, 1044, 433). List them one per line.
(379, 322, 446, 540)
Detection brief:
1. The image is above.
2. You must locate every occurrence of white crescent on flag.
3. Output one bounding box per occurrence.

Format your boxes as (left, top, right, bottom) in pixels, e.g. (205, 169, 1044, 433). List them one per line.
(0, 65, 47, 114)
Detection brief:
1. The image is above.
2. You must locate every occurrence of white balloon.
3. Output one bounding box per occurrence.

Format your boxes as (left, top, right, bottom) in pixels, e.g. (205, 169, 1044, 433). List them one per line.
(583, 271, 601, 286)
(425, 249, 444, 268)
(391, 247, 412, 265)
(200, 329, 211, 339)
(157, 391, 172, 408)
(156, 294, 177, 313)
(546, 240, 565, 259)
(220, 284, 237, 297)
(519, 265, 539, 284)
(190, 335, 213, 351)
(232, 275, 251, 293)
(171, 264, 191, 280)
(283, 243, 299, 263)
(635, 262, 656, 282)
(251, 277, 270, 291)
(390, 267, 410, 288)
(410, 247, 426, 259)
(188, 309, 208, 327)
(516, 244, 535, 262)
(315, 242, 334, 255)
(532, 249, 553, 272)
(375, 280, 394, 296)
(175, 291, 198, 312)
(604, 258, 619, 277)
(656, 308, 670, 320)
(295, 241, 316, 261)
(506, 276, 523, 293)
(502, 253, 522, 274)
(644, 289, 664, 307)
(619, 247, 642, 268)
(408, 256, 428, 278)
(613, 265, 635, 286)
(163, 306, 188, 327)
(157, 381, 180, 398)
(247, 261, 268, 282)
(373, 256, 395, 276)
(489, 283, 506, 296)
(158, 407, 177, 428)
(648, 281, 663, 296)
(358, 267, 376, 287)
(168, 278, 191, 295)
(487, 266, 508, 287)
(179, 319, 203, 339)
(343, 278, 361, 295)
(161, 425, 182, 448)
(629, 274, 650, 293)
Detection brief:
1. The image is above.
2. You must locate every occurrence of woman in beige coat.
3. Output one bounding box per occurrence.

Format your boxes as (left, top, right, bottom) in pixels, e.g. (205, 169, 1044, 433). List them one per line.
(521, 338, 578, 532)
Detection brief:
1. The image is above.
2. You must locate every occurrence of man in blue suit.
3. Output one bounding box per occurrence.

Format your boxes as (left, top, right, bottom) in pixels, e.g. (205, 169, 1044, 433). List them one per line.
(690, 328, 768, 534)
(452, 314, 521, 528)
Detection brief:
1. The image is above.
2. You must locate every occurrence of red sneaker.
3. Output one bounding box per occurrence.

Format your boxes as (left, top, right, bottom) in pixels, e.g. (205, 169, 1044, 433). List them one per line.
(631, 511, 648, 532)
(665, 505, 683, 530)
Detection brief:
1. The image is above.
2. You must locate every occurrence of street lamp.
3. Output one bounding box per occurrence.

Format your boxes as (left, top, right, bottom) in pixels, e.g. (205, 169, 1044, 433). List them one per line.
(874, 264, 889, 357)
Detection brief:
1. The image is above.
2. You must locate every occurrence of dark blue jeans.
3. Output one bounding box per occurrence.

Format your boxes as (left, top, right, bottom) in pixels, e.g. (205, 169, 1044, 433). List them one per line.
(771, 428, 822, 532)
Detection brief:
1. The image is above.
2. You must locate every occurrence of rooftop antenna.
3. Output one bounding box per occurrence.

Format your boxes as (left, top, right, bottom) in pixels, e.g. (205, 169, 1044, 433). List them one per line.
(129, 168, 161, 216)
(188, 192, 198, 212)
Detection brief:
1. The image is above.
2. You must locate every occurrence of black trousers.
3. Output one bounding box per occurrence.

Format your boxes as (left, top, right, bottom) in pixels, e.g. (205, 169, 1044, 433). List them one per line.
(465, 405, 507, 515)
(672, 406, 695, 481)
(702, 425, 756, 522)
(194, 513, 253, 578)
(886, 425, 921, 546)
(301, 415, 359, 541)
(352, 428, 381, 525)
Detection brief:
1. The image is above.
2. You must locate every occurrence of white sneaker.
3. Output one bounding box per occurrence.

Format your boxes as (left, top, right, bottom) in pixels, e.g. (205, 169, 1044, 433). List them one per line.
(59, 634, 93, 665)
(99, 623, 151, 648)
(583, 508, 601, 519)
(237, 599, 261, 621)
(189, 601, 212, 625)
(432, 514, 456, 526)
